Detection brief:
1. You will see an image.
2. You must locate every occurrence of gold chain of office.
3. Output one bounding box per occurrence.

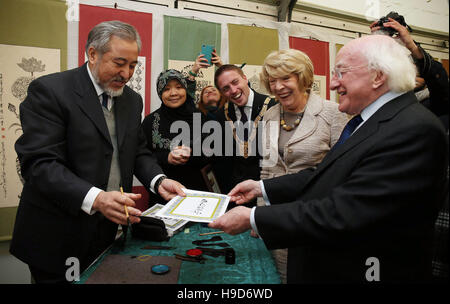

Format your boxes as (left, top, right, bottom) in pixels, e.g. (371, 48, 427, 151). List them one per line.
(224, 97, 271, 158)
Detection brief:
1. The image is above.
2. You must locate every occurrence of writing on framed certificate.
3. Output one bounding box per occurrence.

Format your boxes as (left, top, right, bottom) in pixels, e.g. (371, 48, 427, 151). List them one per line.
(155, 189, 230, 223)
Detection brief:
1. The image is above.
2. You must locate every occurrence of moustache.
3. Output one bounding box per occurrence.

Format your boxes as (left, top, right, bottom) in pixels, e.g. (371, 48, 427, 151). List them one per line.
(111, 76, 128, 83)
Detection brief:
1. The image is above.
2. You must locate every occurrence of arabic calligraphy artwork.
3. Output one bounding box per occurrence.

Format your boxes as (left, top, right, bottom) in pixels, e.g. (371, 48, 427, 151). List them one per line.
(0, 44, 60, 208)
(241, 64, 269, 96)
(312, 75, 327, 100)
(155, 189, 230, 223)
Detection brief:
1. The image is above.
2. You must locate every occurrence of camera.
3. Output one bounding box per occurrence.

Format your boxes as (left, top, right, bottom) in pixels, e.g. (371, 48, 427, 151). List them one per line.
(376, 11, 412, 36)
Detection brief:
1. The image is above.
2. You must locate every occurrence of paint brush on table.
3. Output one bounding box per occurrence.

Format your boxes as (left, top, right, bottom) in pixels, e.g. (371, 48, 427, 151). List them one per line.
(199, 231, 224, 236)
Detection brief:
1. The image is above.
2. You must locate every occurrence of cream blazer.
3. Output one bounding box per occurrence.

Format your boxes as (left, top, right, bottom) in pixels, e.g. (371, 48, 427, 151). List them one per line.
(260, 94, 349, 179)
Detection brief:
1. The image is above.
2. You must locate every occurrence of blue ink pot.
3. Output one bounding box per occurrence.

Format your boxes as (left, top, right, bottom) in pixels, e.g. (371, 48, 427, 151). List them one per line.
(151, 264, 170, 275)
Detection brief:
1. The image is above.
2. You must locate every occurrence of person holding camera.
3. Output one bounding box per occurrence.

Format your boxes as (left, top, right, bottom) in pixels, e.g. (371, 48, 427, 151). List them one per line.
(370, 13, 449, 131)
(371, 13, 449, 282)
(190, 49, 225, 121)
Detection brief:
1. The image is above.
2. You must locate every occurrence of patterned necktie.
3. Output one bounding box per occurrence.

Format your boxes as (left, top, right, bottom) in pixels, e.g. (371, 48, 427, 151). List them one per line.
(238, 106, 248, 141)
(332, 115, 363, 150)
(101, 92, 109, 109)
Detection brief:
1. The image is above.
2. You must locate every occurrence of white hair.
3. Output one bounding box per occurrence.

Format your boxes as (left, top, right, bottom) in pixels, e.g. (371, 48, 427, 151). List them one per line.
(358, 35, 416, 92)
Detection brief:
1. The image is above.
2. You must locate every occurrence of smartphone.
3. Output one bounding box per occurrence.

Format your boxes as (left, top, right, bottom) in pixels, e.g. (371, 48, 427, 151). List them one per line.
(201, 44, 214, 65)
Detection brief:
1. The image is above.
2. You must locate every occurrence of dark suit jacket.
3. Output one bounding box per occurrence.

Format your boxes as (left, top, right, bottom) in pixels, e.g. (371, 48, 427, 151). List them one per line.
(257, 92, 448, 283)
(214, 90, 277, 195)
(415, 44, 449, 125)
(10, 64, 163, 275)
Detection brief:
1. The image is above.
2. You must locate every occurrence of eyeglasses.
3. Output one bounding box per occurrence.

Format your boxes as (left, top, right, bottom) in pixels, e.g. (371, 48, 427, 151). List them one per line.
(331, 65, 367, 79)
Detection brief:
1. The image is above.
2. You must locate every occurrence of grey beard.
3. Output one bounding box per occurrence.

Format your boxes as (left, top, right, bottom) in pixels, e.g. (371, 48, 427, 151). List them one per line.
(92, 64, 125, 97)
(104, 86, 124, 97)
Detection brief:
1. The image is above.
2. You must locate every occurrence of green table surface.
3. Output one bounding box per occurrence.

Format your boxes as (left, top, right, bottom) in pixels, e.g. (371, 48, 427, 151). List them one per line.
(78, 223, 281, 284)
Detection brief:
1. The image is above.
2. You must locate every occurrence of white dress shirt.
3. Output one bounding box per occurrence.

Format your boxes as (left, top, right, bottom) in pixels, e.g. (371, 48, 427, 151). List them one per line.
(81, 65, 164, 215)
(234, 89, 254, 121)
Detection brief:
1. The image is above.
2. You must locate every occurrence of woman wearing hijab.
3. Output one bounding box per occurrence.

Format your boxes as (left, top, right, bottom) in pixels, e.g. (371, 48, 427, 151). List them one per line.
(142, 69, 209, 204)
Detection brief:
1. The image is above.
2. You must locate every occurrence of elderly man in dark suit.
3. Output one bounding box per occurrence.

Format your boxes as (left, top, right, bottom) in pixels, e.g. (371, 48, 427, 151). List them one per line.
(10, 21, 184, 283)
(209, 34, 448, 283)
(213, 65, 277, 200)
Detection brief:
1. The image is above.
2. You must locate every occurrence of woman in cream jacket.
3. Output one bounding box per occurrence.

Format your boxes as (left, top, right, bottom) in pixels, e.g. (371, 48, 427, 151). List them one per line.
(258, 49, 348, 283)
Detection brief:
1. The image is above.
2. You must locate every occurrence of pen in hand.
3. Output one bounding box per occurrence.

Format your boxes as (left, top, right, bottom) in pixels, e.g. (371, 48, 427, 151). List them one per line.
(120, 186, 132, 229)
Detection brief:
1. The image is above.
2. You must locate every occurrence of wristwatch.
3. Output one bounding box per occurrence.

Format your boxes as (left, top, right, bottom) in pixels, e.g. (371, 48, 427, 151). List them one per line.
(155, 176, 167, 194)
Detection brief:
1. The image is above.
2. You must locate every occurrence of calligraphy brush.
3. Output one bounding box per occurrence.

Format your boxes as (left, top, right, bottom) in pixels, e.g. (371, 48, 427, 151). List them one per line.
(120, 186, 132, 231)
(119, 186, 131, 248)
